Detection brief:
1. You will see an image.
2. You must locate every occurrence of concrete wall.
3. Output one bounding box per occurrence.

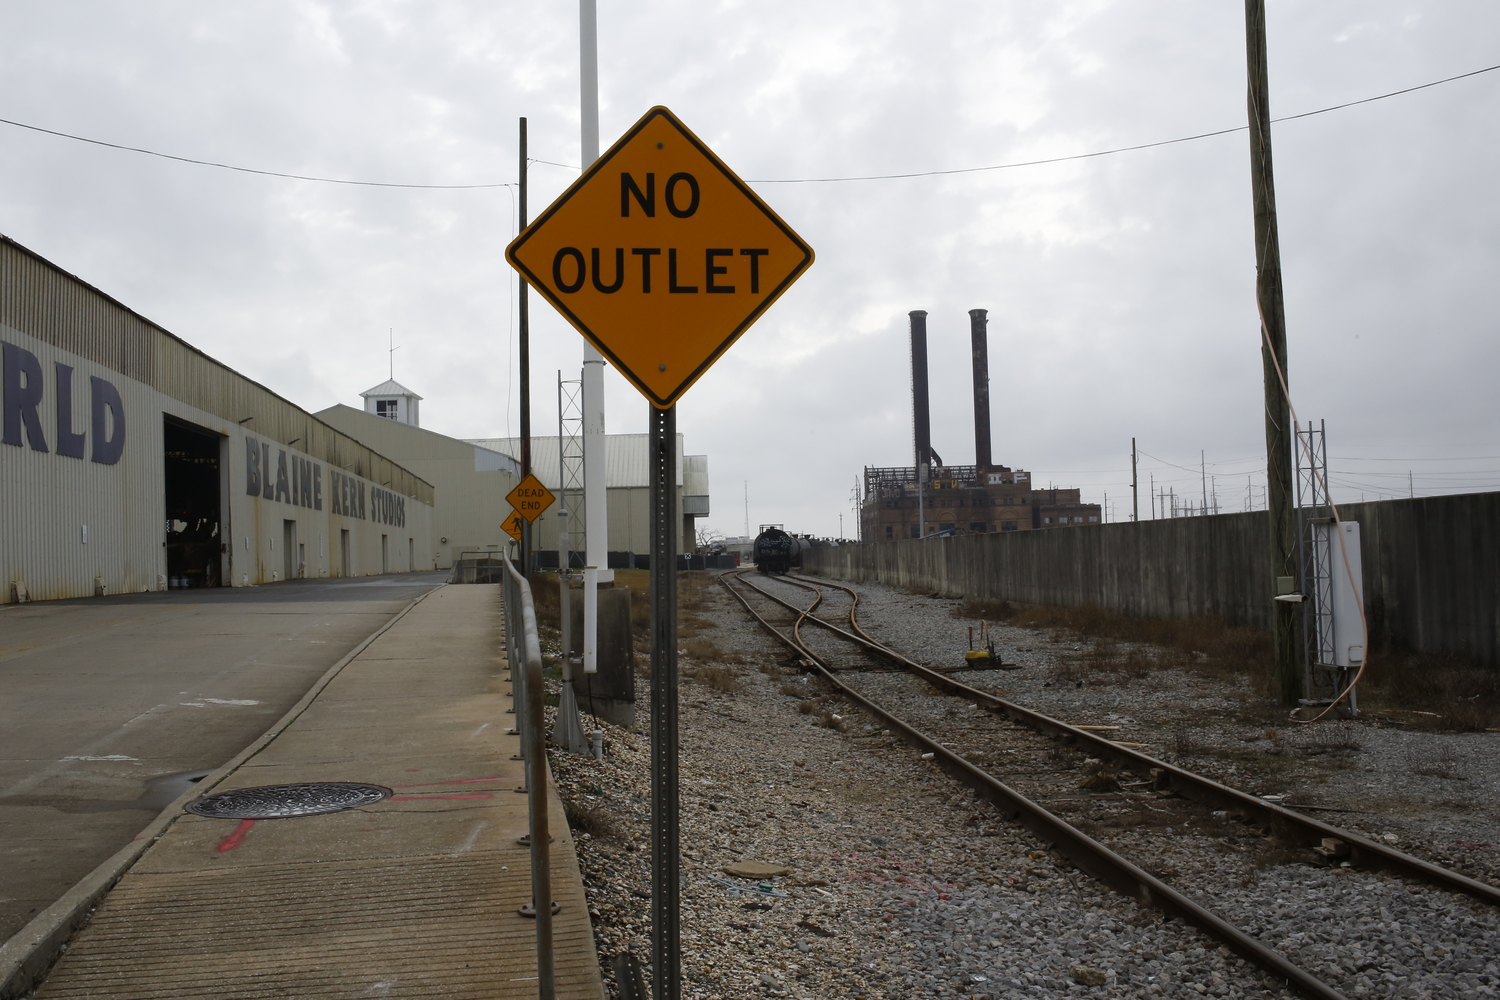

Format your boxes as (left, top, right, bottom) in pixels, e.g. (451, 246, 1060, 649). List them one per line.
(807, 492, 1499, 668)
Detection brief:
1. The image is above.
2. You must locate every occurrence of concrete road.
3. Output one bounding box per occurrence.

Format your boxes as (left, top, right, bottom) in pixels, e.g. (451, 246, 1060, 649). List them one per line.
(0, 572, 447, 942)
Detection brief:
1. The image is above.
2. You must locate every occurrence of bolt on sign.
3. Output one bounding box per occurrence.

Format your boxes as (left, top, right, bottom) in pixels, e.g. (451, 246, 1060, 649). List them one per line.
(501, 510, 524, 543)
(505, 473, 556, 523)
(506, 106, 814, 408)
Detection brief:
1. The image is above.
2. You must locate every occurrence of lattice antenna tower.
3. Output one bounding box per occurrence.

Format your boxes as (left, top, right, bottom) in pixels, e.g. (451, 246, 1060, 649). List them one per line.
(557, 372, 586, 570)
(1294, 419, 1337, 701)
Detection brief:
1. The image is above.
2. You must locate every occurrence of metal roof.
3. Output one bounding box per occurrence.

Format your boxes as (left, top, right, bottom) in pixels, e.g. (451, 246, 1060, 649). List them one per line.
(360, 378, 423, 400)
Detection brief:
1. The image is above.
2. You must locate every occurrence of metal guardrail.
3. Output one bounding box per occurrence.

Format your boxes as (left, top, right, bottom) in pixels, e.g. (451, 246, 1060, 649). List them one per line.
(501, 553, 555, 1000)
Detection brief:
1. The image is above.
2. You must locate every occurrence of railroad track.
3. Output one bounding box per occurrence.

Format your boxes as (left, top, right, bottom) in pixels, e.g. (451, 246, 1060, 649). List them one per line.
(720, 569, 1500, 1000)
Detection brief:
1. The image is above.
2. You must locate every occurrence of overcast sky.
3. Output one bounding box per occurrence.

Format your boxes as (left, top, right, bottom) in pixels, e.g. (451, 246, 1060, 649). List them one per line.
(2, 1, 1496, 538)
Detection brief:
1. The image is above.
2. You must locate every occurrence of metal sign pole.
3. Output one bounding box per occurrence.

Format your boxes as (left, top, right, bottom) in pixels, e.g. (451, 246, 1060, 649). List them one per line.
(648, 402, 679, 1000)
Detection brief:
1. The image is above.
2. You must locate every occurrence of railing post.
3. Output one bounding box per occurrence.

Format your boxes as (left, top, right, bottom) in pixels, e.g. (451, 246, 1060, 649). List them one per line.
(503, 553, 555, 1000)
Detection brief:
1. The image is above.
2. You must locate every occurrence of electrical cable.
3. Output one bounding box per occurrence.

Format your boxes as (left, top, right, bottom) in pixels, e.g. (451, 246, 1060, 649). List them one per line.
(0, 115, 516, 188)
(10, 61, 1488, 190)
(531, 63, 1500, 183)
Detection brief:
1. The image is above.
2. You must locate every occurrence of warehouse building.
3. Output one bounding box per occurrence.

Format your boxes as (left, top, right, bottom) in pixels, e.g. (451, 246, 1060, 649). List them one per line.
(315, 386, 521, 571)
(469, 434, 710, 565)
(317, 385, 712, 569)
(1, 234, 435, 603)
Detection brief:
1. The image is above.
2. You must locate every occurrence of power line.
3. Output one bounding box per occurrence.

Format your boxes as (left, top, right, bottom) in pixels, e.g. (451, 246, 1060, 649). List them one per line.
(538, 62, 1500, 184)
(8, 61, 1487, 190)
(0, 116, 516, 189)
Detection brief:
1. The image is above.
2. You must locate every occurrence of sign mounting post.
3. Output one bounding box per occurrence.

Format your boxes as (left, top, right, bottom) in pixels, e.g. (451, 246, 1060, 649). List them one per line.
(507, 106, 813, 999)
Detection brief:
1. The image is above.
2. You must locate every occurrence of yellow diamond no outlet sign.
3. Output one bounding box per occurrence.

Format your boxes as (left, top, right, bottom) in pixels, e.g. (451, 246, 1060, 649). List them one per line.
(506, 106, 814, 408)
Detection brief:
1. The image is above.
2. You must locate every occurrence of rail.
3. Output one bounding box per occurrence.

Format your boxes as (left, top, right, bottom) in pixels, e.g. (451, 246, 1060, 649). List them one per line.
(501, 553, 554, 1000)
(722, 570, 1351, 1000)
(778, 571, 1500, 909)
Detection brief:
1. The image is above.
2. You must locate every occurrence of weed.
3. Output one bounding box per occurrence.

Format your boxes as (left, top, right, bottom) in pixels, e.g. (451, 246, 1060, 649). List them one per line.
(1078, 761, 1122, 792)
(779, 682, 804, 697)
(696, 665, 741, 694)
(564, 798, 623, 841)
(797, 700, 817, 715)
(1357, 650, 1500, 731)
(1263, 727, 1283, 748)
(1412, 747, 1467, 781)
(1304, 723, 1363, 753)
(682, 637, 722, 661)
(818, 711, 848, 732)
(1171, 731, 1200, 757)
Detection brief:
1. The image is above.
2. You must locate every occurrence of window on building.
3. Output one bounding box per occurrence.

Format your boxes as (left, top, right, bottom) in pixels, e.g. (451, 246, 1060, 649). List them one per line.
(1074, 516, 1084, 523)
(970, 523, 986, 533)
(940, 523, 955, 532)
(1043, 517, 1052, 524)
(885, 525, 894, 539)
(1003, 497, 1014, 505)
(1088, 516, 1098, 522)
(910, 524, 920, 538)
(375, 399, 398, 420)
(1002, 520, 1018, 531)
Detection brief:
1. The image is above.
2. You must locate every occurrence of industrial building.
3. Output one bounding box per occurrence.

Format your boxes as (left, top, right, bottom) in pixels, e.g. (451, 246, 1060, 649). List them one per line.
(468, 434, 710, 566)
(859, 309, 1100, 541)
(315, 382, 522, 571)
(1, 234, 435, 603)
(317, 382, 712, 569)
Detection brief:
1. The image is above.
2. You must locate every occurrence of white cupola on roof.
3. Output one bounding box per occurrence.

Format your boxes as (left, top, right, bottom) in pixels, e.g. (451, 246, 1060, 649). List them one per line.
(360, 379, 423, 426)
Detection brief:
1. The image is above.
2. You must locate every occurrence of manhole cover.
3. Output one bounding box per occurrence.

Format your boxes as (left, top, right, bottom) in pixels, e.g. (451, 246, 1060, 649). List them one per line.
(185, 782, 392, 819)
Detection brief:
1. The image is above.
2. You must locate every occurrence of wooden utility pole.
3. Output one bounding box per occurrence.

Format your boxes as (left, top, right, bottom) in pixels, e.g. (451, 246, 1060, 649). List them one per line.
(1245, 0, 1301, 704)
(1131, 438, 1139, 521)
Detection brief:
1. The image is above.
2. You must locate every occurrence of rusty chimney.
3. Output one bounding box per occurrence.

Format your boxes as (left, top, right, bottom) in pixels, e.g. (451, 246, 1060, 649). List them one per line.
(910, 310, 931, 482)
(970, 308, 992, 470)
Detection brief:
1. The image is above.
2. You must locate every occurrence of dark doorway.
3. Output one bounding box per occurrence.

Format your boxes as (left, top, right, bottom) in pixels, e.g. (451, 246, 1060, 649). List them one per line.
(164, 418, 224, 588)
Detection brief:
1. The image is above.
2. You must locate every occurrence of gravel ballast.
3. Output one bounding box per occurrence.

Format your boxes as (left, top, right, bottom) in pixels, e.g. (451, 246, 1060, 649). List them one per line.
(546, 572, 1499, 999)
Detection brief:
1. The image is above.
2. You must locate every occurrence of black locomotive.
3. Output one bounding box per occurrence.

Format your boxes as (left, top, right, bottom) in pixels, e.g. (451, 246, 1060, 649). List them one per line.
(752, 525, 802, 574)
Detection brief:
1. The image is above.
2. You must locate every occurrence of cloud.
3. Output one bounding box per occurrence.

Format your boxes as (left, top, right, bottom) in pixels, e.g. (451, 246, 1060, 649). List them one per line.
(1, 0, 1496, 534)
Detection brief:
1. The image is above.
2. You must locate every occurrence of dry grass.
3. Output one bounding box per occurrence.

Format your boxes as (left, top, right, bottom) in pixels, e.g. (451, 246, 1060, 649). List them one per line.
(692, 665, 741, 693)
(1077, 761, 1122, 792)
(818, 710, 848, 732)
(1411, 747, 1467, 781)
(1356, 649, 1500, 731)
(528, 573, 561, 631)
(563, 798, 624, 840)
(959, 598, 1272, 692)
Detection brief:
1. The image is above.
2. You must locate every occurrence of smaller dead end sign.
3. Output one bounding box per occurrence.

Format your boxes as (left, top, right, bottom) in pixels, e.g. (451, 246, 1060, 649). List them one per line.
(502, 511, 524, 542)
(506, 474, 556, 523)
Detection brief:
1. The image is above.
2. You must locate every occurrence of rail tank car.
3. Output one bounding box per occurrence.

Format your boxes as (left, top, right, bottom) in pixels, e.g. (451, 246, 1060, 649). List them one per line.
(752, 526, 798, 574)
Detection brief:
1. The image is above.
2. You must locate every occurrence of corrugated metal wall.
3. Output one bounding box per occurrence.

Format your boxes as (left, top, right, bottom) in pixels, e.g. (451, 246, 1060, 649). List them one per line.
(2, 236, 436, 603)
(1, 236, 431, 505)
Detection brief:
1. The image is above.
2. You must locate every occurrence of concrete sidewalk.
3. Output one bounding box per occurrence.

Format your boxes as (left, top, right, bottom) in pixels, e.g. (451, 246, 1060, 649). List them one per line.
(23, 584, 603, 999)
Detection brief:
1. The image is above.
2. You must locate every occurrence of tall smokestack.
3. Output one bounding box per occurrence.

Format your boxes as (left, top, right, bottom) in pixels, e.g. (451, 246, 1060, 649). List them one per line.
(970, 308, 992, 470)
(909, 310, 931, 481)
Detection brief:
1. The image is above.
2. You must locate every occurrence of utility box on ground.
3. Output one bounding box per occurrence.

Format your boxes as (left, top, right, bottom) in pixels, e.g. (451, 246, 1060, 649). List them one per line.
(568, 584, 636, 728)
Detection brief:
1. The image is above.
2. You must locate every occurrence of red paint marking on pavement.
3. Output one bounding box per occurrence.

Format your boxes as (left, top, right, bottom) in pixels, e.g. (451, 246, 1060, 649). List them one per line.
(392, 776, 505, 789)
(388, 794, 494, 801)
(216, 819, 257, 853)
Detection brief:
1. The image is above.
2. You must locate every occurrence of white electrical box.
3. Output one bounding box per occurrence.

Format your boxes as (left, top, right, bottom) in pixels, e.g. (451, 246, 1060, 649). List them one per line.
(1322, 521, 1364, 668)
